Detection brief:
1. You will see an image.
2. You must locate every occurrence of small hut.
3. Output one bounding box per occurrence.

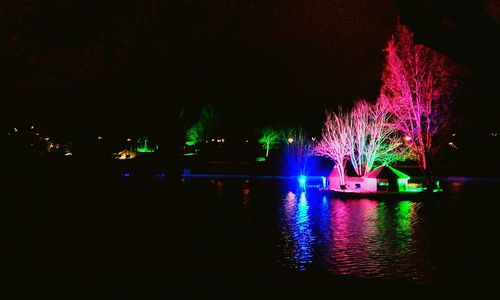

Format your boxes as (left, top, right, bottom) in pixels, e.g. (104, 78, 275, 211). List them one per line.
(327, 166, 342, 190)
(327, 164, 362, 190)
(362, 165, 410, 192)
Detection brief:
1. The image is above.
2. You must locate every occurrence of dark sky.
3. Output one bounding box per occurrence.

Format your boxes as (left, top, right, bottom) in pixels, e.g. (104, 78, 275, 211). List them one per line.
(1, 0, 498, 137)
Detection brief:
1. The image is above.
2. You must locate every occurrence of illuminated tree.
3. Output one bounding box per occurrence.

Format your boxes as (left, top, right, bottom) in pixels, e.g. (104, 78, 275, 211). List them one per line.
(348, 100, 409, 176)
(186, 123, 203, 146)
(284, 127, 314, 176)
(137, 136, 157, 153)
(185, 103, 219, 145)
(380, 24, 458, 188)
(258, 127, 280, 157)
(314, 109, 351, 187)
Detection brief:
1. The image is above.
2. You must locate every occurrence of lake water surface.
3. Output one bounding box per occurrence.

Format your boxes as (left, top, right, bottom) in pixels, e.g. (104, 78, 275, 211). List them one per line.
(4, 171, 499, 297)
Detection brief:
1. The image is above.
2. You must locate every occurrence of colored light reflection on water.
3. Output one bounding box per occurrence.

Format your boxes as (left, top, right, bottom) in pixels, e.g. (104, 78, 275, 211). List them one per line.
(296, 192, 313, 269)
(278, 184, 431, 280)
(280, 191, 314, 270)
(326, 199, 380, 276)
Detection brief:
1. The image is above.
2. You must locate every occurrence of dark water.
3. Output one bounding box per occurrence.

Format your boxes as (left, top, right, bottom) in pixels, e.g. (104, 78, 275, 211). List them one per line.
(3, 167, 500, 297)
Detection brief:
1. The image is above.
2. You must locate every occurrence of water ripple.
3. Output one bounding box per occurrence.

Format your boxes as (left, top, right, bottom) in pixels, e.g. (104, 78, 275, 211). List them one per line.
(278, 191, 432, 281)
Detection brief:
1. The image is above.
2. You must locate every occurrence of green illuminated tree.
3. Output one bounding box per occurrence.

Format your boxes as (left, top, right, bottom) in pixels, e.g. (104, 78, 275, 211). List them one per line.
(258, 127, 280, 157)
(186, 103, 219, 145)
(137, 136, 157, 153)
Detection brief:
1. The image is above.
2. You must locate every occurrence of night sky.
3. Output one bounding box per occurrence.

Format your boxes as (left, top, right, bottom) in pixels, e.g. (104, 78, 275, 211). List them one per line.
(1, 0, 498, 138)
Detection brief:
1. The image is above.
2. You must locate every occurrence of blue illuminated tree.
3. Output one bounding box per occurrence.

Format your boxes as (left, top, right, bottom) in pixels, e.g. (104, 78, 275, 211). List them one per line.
(283, 127, 313, 177)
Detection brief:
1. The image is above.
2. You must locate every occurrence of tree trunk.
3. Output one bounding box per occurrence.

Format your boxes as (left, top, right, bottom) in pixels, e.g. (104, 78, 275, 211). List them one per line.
(423, 168, 436, 190)
(422, 153, 436, 190)
(337, 162, 346, 189)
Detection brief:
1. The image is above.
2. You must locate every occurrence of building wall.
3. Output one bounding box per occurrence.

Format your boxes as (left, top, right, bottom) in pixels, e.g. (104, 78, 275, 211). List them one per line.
(397, 179, 408, 191)
(363, 178, 378, 192)
(328, 176, 342, 190)
(328, 176, 365, 190)
(330, 176, 409, 192)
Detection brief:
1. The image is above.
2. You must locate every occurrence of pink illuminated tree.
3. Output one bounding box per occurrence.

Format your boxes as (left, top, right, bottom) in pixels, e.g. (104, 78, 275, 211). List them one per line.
(348, 100, 409, 176)
(380, 24, 458, 188)
(314, 109, 351, 187)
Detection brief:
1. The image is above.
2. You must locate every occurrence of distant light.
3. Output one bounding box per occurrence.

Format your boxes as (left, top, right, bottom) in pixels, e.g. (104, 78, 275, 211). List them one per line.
(298, 176, 307, 188)
(288, 137, 294, 144)
(65, 152, 73, 156)
(452, 133, 456, 137)
(217, 139, 221, 143)
(221, 138, 225, 142)
(448, 142, 453, 146)
(122, 173, 132, 177)
(98, 136, 103, 140)
(30, 125, 34, 130)
(492, 132, 498, 137)
(14, 128, 18, 132)
(211, 139, 215, 142)
(35, 133, 40, 136)
(45, 137, 50, 141)
(256, 157, 266, 162)
(311, 137, 316, 141)
(245, 140, 249, 143)
(126, 138, 131, 142)
(321, 176, 327, 189)
(403, 135, 412, 141)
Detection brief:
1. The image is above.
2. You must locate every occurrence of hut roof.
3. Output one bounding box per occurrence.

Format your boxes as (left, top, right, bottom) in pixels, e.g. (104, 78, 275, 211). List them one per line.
(328, 163, 358, 178)
(363, 165, 410, 180)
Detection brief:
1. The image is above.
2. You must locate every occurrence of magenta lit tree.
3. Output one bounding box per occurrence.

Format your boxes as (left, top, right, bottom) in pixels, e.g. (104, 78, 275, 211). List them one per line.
(348, 100, 410, 176)
(379, 24, 458, 188)
(314, 109, 351, 187)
